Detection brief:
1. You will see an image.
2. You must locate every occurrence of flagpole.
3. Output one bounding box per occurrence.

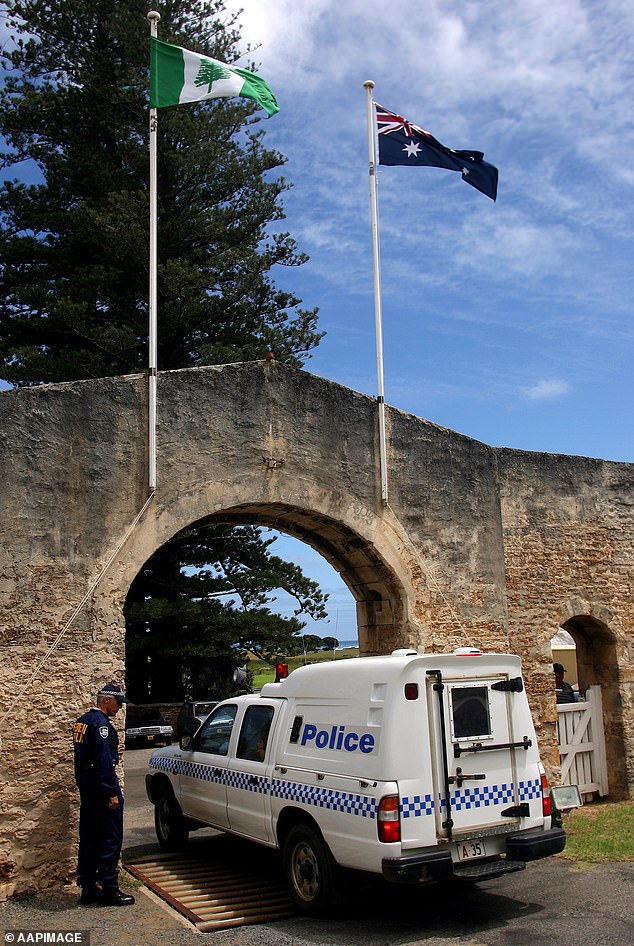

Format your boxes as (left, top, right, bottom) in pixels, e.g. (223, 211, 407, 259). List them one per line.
(364, 80, 388, 507)
(147, 10, 160, 491)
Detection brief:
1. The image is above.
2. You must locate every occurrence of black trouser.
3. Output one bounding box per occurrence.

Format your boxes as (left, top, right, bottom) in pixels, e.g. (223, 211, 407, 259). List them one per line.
(77, 783, 124, 891)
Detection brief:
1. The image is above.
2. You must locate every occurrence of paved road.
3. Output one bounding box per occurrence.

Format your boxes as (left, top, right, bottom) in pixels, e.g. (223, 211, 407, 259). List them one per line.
(6, 748, 626, 946)
(122, 746, 219, 851)
(121, 745, 158, 846)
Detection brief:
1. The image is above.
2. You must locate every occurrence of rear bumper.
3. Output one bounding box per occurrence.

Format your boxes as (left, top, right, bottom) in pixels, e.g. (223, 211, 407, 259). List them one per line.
(382, 849, 454, 884)
(506, 826, 566, 861)
(382, 827, 566, 885)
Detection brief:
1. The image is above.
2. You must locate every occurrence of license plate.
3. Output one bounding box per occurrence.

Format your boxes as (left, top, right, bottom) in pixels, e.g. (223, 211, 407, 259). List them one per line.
(147, 735, 154, 741)
(457, 840, 487, 860)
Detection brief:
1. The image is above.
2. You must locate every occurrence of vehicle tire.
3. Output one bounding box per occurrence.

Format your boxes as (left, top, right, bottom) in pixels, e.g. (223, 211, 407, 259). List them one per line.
(282, 823, 337, 914)
(154, 785, 189, 851)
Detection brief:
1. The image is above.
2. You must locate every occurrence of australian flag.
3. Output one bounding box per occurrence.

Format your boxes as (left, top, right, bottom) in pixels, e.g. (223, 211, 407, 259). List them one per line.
(375, 103, 498, 201)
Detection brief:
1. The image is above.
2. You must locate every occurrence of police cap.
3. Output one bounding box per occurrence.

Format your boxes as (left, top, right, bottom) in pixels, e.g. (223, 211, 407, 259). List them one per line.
(98, 682, 129, 704)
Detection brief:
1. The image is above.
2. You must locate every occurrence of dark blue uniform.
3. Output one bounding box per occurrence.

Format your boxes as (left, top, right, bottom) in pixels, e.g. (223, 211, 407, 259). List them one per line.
(72, 707, 124, 893)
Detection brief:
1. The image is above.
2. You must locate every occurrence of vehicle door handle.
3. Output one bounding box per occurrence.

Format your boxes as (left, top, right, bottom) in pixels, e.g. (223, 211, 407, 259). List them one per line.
(448, 767, 486, 789)
(501, 803, 531, 818)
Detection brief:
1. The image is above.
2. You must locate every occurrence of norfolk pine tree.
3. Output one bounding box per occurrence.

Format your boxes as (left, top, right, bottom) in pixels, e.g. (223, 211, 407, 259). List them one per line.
(0, 0, 322, 383)
(0, 0, 331, 694)
(125, 524, 329, 701)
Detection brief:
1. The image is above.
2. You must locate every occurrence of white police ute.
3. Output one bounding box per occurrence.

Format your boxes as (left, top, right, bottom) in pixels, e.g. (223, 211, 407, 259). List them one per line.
(145, 650, 565, 913)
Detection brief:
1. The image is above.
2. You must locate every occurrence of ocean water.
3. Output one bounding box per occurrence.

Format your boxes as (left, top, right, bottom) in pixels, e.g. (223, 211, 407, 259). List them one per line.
(336, 639, 359, 650)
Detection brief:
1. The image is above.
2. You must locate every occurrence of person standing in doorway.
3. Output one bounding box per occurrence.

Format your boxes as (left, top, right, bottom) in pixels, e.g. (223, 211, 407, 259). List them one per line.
(72, 682, 135, 907)
(553, 663, 576, 703)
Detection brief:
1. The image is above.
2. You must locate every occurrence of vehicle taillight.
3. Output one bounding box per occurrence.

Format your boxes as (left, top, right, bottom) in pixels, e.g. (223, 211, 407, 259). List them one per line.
(541, 772, 552, 818)
(378, 795, 400, 843)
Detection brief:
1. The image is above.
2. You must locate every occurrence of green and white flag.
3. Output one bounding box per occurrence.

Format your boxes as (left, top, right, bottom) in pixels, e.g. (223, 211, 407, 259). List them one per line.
(150, 37, 279, 117)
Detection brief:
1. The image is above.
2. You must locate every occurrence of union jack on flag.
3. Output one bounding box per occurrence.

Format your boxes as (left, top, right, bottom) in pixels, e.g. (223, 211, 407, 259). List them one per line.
(373, 101, 498, 201)
(375, 105, 427, 139)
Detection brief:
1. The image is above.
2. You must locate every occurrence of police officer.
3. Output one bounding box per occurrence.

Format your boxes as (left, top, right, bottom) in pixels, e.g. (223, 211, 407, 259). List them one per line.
(72, 683, 135, 906)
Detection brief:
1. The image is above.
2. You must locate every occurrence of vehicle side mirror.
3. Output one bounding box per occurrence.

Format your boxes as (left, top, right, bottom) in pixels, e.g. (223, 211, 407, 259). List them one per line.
(180, 733, 194, 751)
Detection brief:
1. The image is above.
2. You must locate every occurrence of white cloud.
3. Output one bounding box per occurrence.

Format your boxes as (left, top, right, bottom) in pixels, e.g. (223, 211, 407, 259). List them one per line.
(522, 378, 571, 401)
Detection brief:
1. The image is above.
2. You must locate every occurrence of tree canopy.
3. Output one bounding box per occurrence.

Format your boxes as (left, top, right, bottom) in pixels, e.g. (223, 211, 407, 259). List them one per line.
(125, 524, 330, 701)
(0, 0, 323, 385)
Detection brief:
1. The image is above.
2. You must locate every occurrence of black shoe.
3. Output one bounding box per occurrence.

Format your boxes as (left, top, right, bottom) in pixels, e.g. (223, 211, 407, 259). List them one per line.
(99, 889, 135, 907)
(79, 886, 100, 906)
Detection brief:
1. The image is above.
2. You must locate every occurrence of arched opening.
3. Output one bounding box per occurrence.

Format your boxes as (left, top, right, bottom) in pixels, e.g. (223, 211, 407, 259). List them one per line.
(121, 501, 413, 712)
(207, 502, 408, 655)
(558, 612, 628, 799)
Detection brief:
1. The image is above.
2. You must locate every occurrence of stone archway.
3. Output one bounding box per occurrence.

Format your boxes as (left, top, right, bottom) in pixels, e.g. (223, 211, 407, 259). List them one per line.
(96, 489, 426, 672)
(559, 599, 629, 798)
(120, 499, 417, 705)
(201, 502, 410, 655)
(2, 363, 633, 898)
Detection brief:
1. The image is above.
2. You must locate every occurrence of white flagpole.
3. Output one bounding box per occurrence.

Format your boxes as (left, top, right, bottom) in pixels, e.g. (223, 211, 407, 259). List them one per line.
(364, 81, 388, 506)
(147, 10, 160, 491)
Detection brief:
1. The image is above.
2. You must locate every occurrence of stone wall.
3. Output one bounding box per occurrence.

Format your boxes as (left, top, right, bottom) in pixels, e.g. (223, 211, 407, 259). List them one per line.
(498, 451, 634, 787)
(0, 362, 632, 898)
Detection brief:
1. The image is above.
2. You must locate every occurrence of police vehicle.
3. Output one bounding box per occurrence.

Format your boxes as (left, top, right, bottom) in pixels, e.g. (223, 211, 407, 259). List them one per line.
(145, 649, 565, 913)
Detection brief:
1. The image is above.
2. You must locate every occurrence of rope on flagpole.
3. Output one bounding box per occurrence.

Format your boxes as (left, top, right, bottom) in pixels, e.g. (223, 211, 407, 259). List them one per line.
(364, 80, 388, 507)
(148, 11, 161, 491)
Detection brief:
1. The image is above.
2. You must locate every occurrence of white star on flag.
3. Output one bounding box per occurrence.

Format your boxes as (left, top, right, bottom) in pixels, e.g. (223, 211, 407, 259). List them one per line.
(403, 140, 421, 158)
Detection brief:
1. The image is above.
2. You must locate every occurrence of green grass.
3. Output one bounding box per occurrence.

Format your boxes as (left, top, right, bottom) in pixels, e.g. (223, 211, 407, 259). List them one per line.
(559, 800, 634, 864)
(249, 646, 359, 690)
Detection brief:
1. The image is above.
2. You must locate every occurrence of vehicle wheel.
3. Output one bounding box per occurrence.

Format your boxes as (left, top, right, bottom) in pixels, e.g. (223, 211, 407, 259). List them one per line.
(154, 786, 189, 851)
(283, 824, 337, 914)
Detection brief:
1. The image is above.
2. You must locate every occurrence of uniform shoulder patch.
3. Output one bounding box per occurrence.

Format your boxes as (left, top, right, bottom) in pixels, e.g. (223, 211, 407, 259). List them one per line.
(99, 726, 109, 739)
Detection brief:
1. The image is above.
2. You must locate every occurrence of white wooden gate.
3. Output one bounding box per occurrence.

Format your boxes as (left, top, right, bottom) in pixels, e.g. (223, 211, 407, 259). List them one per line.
(556, 685, 608, 798)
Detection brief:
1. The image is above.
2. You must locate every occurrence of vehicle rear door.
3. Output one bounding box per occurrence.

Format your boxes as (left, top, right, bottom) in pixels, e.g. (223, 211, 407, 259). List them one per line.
(427, 669, 527, 845)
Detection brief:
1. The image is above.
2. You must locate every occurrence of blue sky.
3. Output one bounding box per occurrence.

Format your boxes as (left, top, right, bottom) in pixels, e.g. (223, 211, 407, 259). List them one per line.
(223, 0, 634, 464)
(221, 0, 634, 641)
(4, 1, 633, 644)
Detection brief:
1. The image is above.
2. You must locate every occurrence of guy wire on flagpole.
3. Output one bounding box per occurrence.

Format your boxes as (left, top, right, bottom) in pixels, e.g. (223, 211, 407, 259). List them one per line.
(147, 10, 160, 491)
(364, 80, 388, 506)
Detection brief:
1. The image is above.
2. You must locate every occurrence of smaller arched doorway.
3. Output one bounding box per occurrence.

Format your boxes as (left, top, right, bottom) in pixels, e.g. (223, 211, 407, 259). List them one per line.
(557, 610, 628, 799)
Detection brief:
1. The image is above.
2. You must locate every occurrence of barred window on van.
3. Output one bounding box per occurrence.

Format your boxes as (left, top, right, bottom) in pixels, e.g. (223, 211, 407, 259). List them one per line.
(450, 686, 492, 739)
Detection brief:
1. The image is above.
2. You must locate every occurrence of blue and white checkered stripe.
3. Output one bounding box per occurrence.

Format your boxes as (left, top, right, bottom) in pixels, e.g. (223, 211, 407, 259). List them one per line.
(149, 756, 377, 817)
(151, 755, 225, 785)
(518, 777, 542, 801)
(401, 794, 435, 818)
(402, 777, 542, 818)
(442, 782, 515, 812)
(271, 779, 377, 818)
(150, 756, 542, 821)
